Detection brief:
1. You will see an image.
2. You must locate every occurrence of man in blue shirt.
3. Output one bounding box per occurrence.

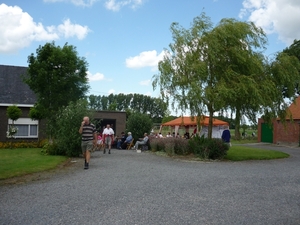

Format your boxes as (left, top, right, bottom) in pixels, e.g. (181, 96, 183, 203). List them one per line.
(121, 132, 133, 149)
(221, 126, 231, 146)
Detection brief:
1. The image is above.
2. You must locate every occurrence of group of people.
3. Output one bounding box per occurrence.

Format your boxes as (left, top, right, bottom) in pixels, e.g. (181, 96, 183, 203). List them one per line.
(79, 116, 149, 169)
(79, 116, 231, 170)
(152, 132, 189, 139)
(116, 131, 133, 149)
(79, 117, 116, 169)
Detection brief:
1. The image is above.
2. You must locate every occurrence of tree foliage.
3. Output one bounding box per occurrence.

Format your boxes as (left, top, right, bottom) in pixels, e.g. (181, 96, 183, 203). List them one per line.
(88, 93, 167, 123)
(24, 42, 89, 135)
(281, 39, 300, 96)
(126, 113, 152, 142)
(49, 100, 93, 156)
(153, 13, 300, 139)
(6, 105, 22, 122)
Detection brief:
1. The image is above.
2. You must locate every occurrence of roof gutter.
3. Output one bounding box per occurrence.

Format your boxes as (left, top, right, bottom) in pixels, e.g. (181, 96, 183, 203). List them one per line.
(0, 103, 34, 107)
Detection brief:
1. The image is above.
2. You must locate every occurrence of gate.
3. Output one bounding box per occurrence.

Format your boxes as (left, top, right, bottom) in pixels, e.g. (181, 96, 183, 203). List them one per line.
(261, 123, 273, 143)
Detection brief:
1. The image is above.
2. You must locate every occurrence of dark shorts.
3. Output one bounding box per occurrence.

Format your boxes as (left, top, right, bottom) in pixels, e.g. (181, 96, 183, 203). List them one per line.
(81, 140, 93, 153)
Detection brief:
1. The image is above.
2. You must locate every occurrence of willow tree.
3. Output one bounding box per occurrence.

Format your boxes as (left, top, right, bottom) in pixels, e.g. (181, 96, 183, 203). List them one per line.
(153, 13, 270, 138)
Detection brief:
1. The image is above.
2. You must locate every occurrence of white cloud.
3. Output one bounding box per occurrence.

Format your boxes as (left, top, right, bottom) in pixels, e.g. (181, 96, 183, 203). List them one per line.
(144, 91, 153, 96)
(58, 19, 90, 40)
(125, 50, 166, 69)
(87, 71, 105, 81)
(108, 89, 116, 94)
(44, 0, 98, 7)
(140, 79, 151, 86)
(0, 4, 90, 53)
(240, 0, 300, 45)
(105, 0, 144, 12)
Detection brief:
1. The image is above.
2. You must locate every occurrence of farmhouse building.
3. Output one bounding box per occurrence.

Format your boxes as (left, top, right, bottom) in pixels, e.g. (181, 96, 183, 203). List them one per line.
(258, 97, 300, 146)
(0, 64, 126, 142)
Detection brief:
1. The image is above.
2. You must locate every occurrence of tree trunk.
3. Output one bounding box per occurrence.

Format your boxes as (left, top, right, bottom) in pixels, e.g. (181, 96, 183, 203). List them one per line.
(208, 103, 213, 139)
(235, 107, 241, 140)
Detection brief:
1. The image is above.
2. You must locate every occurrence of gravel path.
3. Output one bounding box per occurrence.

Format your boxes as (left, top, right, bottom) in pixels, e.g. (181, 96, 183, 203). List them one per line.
(1, 144, 300, 225)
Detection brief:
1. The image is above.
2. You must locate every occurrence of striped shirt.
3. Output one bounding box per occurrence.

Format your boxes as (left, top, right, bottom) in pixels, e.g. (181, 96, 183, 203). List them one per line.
(81, 123, 97, 141)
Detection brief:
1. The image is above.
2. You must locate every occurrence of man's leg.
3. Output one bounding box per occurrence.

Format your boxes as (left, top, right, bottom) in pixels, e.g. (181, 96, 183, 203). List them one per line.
(103, 138, 107, 154)
(84, 141, 93, 169)
(134, 141, 141, 149)
(81, 141, 87, 169)
(108, 137, 112, 154)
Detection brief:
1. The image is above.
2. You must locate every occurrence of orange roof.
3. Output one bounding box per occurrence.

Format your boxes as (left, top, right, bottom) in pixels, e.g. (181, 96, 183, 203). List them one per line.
(162, 116, 229, 126)
(286, 96, 300, 120)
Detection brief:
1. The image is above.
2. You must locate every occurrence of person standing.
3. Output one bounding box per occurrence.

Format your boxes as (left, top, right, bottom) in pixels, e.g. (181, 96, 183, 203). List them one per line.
(221, 126, 231, 147)
(102, 124, 115, 154)
(79, 116, 97, 169)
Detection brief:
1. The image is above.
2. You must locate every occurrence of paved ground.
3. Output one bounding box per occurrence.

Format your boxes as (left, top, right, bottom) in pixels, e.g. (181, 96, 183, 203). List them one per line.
(0, 144, 300, 225)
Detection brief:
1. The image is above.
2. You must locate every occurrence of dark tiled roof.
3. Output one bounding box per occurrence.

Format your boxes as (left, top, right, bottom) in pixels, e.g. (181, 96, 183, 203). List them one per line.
(0, 65, 37, 105)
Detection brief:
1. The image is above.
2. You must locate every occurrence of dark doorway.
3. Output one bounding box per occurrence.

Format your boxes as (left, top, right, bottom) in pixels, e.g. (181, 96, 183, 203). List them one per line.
(95, 119, 116, 134)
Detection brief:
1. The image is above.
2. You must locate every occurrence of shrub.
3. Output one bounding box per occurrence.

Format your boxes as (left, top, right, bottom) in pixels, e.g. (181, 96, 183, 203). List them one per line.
(149, 137, 165, 152)
(51, 99, 93, 157)
(149, 137, 190, 156)
(6, 105, 22, 121)
(0, 139, 47, 149)
(189, 135, 229, 160)
(173, 138, 190, 155)
(126, 113, 152, 142)
(164, 142, 175, 156)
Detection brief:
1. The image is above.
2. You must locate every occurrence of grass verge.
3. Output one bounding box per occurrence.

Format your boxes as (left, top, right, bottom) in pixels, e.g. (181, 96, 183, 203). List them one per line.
(224, 145, 289, 161)
(0, 148, 67, 180)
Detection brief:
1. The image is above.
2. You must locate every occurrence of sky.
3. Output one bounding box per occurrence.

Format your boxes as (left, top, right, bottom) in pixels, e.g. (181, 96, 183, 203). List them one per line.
(1, 0, 300, 107)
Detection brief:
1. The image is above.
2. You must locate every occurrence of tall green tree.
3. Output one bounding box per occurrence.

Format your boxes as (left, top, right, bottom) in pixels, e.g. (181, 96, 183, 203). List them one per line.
(261, 51, 300, 122)
(153, 13, 270, 138)
(87, 93, 167, 123)
(24, 42, 89, 136)
(281, 39, 300, 96)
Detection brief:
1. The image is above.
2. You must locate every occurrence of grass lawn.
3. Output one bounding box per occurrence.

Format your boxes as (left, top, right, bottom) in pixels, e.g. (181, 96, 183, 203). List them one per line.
(224, 145, 290, 161)
(231, 139, 258, 144)
(0, 148, 68, 180)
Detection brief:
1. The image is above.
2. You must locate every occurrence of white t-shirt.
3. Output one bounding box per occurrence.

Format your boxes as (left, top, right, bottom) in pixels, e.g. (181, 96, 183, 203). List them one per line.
(103, 128, 114, 136)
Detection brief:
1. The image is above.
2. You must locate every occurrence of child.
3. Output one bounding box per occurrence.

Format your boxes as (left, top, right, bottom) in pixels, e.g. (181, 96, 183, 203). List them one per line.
(96, 132, 103, 150)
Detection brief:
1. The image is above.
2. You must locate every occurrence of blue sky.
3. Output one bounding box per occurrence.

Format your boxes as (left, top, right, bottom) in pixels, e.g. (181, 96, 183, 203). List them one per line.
(1, 0, 300, 105)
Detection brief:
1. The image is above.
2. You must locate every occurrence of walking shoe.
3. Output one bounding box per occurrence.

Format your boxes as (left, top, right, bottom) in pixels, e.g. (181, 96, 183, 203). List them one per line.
(84, 163, 89, 169)
(108, 149, 111, 154)
(103, 149, 106, 154)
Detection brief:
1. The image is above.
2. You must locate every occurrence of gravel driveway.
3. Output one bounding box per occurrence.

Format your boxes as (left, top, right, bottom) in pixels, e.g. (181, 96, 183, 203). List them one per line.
(1, 144, 300, 225)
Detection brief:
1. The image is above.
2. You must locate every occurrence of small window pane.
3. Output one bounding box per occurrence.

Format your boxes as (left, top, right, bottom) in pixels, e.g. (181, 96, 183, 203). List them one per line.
(15, 125, 29, 136)
(30, 125, 38, 136)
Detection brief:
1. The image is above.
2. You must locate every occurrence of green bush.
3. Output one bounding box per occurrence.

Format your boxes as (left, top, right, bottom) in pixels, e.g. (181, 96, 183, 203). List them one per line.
(126, 113, 152, 142)
(188, 135, 229, 160)
(149, 137, 165, 152)
(50, 100, 93, 157)
(149, 137, 189, 156)
(173, 138, 190, 155)
(6, 105, 22, 121)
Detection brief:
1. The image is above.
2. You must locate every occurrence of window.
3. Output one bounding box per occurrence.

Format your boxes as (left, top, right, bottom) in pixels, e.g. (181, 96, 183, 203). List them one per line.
(8, 118, 39, 138)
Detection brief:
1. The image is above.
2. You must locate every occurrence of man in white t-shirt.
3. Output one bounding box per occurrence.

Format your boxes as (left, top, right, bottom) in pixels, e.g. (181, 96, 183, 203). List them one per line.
(102, 124, 115, 154)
